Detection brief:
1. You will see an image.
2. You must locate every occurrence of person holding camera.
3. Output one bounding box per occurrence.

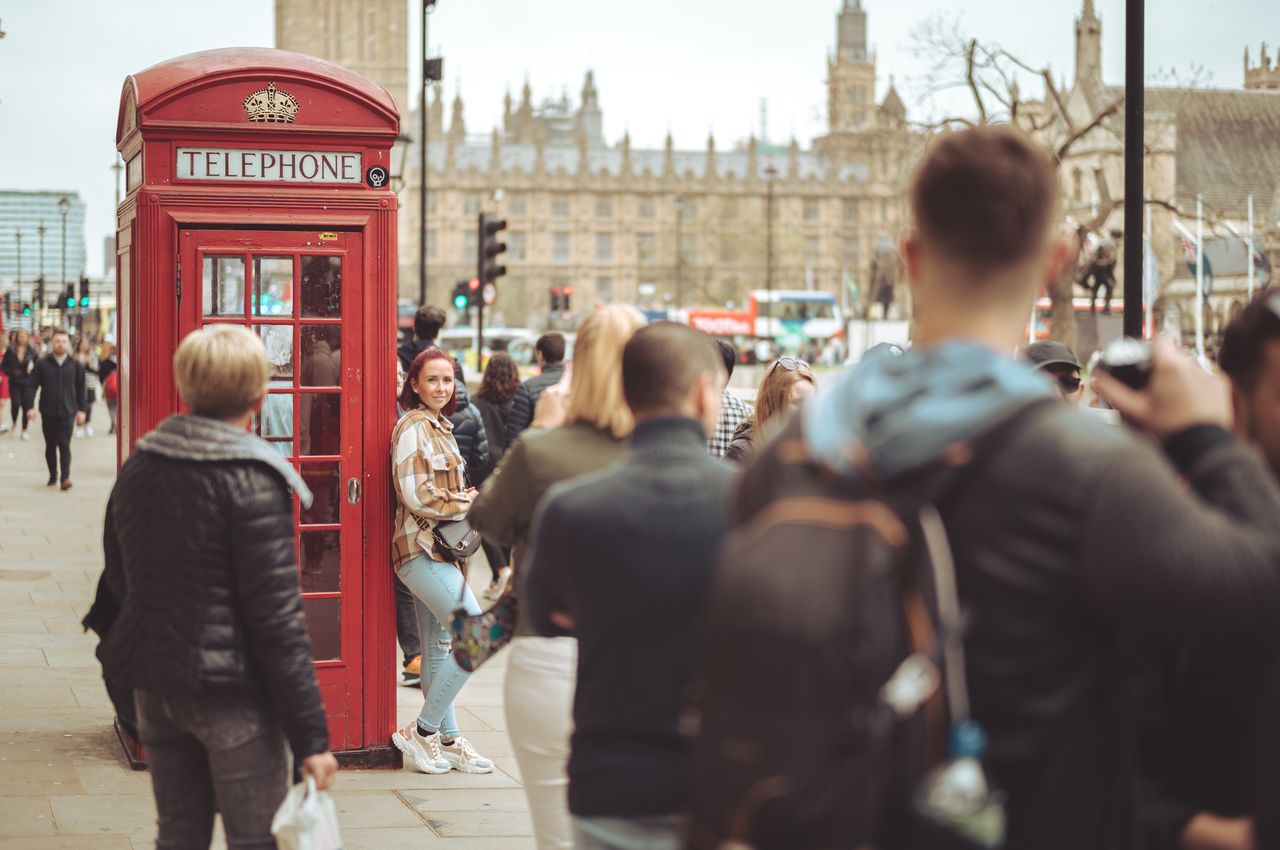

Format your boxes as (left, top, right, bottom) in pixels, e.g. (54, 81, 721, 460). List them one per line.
(733, 127, 1280, 850)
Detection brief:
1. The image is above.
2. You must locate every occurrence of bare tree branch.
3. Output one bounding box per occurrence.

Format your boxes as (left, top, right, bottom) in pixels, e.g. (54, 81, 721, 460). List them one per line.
(965, 39, 989, 124)
(1055, 96, 1123, 161)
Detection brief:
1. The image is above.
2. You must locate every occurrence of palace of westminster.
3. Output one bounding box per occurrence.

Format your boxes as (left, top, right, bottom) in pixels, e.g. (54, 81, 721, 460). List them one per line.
(278, 0, 1280, 330)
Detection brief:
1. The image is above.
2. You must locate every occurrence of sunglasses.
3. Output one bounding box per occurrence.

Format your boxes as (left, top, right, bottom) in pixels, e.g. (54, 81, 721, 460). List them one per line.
(772, 357, 809, 372)
(1057, 375, 1082, 394)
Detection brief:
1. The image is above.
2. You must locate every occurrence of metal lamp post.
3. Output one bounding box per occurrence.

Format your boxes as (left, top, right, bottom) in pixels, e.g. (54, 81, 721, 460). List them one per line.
(37, 222, 45, 327)
(14, 229, 21, 315)
(58, 195, 69, 333)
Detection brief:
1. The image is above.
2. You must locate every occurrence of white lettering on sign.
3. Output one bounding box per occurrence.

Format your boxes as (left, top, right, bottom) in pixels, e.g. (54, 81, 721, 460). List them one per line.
(176, 148, 363, 184)
(689, 312, 754, 337)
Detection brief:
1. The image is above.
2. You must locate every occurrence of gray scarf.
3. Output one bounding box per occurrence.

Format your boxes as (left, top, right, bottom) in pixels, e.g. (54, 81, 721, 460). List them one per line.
(136, 415, 313, 508)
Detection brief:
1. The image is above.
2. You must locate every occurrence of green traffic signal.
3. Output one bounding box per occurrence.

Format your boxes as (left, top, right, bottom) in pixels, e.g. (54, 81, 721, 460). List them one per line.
(452, 293, 468, 310)
(79, 296, 90, 308)
(22, 304, 31, 316)
(65, 296, 75, 308)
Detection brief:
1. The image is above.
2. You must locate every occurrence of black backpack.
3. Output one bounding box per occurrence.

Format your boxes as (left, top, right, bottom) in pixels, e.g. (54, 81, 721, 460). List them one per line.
(683, 400, 1051, 850)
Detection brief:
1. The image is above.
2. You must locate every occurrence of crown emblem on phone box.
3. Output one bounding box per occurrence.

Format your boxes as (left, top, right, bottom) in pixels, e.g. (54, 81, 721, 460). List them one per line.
(243, 83, 299, 124)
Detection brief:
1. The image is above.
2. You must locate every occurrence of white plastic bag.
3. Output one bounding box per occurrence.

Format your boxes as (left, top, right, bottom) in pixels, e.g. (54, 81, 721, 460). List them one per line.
(270, 776, 343, 850)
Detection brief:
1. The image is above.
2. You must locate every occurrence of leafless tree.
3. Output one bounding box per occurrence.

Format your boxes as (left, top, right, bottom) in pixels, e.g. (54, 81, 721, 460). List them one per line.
(904, 14, 1206, 348)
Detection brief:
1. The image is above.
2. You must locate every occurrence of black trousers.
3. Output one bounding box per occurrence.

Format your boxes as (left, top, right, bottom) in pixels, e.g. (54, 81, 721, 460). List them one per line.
(9, 384, 34, 429)
(135, 690, 288, 850)
(42, 415, 73, 481)
(395, 572, 422, 662)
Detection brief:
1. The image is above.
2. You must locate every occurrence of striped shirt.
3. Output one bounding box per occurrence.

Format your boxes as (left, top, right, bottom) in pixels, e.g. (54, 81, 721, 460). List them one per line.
(391, 407, 472, 569)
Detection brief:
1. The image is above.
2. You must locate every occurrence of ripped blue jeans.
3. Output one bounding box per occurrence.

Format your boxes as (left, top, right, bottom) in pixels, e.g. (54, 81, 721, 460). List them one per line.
(396, 552, 483, 737)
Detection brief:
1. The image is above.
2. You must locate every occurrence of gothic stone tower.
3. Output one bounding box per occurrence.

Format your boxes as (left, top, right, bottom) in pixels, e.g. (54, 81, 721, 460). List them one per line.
(275, 0, 409, 113)
(828, 0, 876, 132)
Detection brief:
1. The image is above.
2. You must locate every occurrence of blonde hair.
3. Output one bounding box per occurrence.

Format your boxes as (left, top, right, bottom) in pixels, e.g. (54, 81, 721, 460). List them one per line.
(565, 305, 646, 439)
(174, 325, 269, 418)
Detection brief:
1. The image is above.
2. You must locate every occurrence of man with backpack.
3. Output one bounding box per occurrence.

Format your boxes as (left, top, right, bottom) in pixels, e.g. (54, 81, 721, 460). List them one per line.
(524, 323, 731, 850)
(686, 126, 1280, 850)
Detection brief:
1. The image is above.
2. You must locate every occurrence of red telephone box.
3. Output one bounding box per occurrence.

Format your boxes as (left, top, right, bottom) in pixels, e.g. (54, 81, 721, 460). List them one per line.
(115, 48, 400, 766)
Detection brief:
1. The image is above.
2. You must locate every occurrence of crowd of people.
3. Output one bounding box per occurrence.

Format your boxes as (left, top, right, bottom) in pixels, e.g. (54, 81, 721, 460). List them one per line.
(83, 123, 1280, 850)
(2, 327, 118, 488)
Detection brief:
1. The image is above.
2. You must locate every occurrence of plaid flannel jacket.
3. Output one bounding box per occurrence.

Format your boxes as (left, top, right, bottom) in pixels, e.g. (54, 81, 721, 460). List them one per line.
(708, 390, 753, 458)
(391, 407, 471, 569)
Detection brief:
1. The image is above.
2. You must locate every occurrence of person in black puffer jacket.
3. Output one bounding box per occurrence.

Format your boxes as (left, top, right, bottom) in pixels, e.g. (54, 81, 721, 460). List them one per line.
(505, 331, 568, 443)
(448, 360, 490, 482)
(88, 325, 337, 849)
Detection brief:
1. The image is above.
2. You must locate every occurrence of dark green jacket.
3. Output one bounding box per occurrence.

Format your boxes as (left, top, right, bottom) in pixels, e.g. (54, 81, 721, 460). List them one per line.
(469, 421, 627, 636)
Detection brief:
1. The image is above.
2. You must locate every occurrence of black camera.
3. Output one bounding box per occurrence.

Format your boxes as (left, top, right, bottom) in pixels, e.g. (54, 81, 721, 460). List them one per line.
(1096, 337, 1154, 390)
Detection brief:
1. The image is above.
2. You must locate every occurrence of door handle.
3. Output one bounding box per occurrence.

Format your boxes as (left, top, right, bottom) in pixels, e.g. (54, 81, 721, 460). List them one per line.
(347, 477, 361, 505)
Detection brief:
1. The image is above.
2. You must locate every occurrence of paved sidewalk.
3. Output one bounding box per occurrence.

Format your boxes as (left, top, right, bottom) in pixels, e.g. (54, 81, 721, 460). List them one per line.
(0, 423, 534, 849)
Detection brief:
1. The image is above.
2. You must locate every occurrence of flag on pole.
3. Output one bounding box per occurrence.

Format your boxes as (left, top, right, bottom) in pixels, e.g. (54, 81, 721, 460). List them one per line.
(1174, 221, 1213, 300)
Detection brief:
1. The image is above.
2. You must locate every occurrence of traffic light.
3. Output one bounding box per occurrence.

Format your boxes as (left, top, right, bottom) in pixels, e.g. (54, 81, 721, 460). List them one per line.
(467, 277, 482, 308)
(63, 284, 76, 310)
(550, 286, 562, 312)
(477, 213, 508, 290)
(78, 276, 90, 309)
(451, 280, 470, 311)
(562, 285, 573, 312)
(34, 277, 45, 308)
(22, 302, 31, 317)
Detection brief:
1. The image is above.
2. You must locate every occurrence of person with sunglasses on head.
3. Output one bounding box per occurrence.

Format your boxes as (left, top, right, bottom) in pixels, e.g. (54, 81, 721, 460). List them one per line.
(1020, 340, 1084, 405)
(723, 356, 816, 465)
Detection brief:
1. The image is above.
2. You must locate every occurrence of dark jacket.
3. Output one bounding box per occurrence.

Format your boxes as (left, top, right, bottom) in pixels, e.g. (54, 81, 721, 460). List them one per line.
(505, 362, 567, 443)
(447, 379, 490, 484)
(470, 421, 628, 636)
(32, 354, 87, 419)
(525, 417, 735, 817)
(472, 395, 513, 484)
(94, 415, 329, 760)
(2, 345, 36, 388)
(397, 337, 434, 374)
(738, 405, 1280, 850)
(722, 419, 757, 465)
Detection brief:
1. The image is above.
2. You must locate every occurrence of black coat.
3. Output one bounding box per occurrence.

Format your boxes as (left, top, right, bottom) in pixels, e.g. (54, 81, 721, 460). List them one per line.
(97, 438, 329, 759)
(2, 345, 37, 389)
(32, 355, 86, 419)
(447, 380, 490, 485)
(505, 362, 566, 443)
(735, 410, 1280, 850)
(472, 395, 512, 484)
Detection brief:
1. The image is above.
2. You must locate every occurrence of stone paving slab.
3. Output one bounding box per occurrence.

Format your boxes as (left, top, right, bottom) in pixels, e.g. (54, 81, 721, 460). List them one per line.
(1, 427, 536, 846)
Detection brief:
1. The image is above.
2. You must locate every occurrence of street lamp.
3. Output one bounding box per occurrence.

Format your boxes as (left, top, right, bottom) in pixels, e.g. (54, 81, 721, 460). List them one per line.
(14, 229, 21, 313)
(763, 163, 778, 341)
(37, 222, 46, 326)
(58, 195, 69, 332)
(674, 195, 685, 310)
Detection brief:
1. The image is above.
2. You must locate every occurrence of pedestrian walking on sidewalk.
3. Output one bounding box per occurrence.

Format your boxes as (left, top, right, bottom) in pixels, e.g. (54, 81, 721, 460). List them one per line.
(28, 329, 85, 489)
(524, 323, 733, 850)
(2, 329, 37, 439)
(90, 324, 337, 848)
(470, 305, 646, 850)
(73, 335, 100, 437)
(505, 331, 568, 443)
(472, 351, 520, 598)
(390, 346, 496, 776)
(99, 342, 119, 434)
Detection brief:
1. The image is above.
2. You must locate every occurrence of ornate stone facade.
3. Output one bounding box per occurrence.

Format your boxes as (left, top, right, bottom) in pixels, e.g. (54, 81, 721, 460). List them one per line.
(398, 2, 918, 326)
(274, 0, 408, 118)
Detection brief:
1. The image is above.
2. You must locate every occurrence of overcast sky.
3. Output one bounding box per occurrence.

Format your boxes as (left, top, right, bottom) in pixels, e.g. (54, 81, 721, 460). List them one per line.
(0, 0, 1272, 277)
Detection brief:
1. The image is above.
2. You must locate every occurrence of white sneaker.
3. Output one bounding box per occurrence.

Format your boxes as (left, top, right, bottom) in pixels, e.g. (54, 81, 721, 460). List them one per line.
(440, 735, 494, 774)
(73, 427, 85, 439)
(86, 424, 94, 436)
(391, 723, 450, 774)
(483, 566, 513, 600)
(0, 423, 9, 434)
(21, 431, 30, 441)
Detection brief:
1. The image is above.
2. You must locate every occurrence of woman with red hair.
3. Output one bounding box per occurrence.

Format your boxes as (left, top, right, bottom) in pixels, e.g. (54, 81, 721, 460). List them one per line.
(389, 347, 494, 775)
